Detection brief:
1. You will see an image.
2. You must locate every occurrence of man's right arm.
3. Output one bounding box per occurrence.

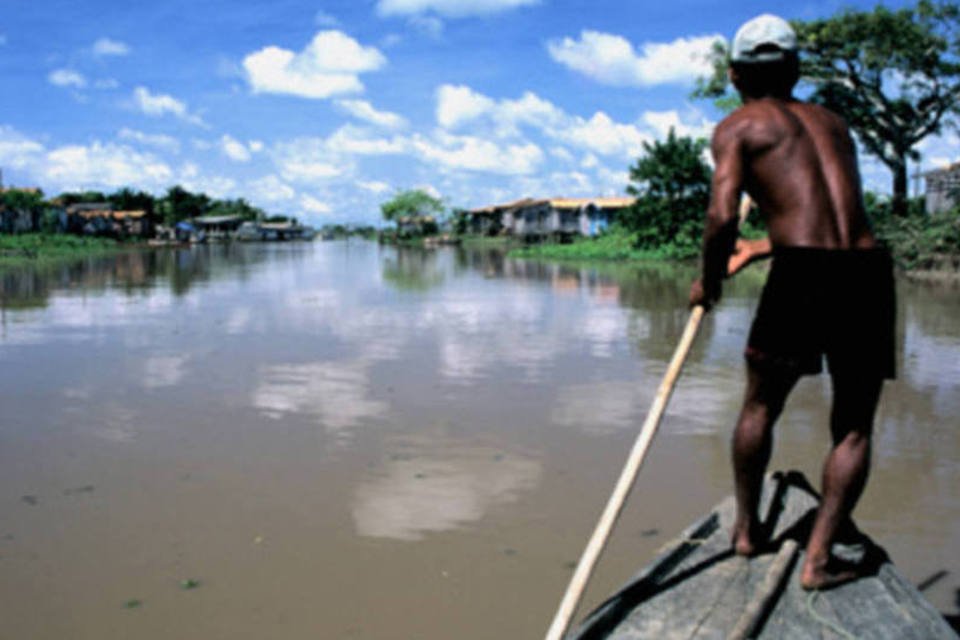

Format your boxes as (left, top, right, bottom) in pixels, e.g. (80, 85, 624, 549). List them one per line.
(692, 119, 745, 308)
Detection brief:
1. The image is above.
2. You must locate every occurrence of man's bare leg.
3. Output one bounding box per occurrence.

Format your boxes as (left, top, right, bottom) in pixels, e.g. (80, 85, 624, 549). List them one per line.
(731, 360, 799, 556)
(800, 374, 883, 590)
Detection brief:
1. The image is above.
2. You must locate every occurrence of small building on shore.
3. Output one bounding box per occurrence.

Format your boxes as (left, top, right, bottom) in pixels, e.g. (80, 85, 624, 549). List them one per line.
(64, 203, 152, 238)
(395, 215, 439, 237)
(193, 215, 244, 240)
(465, 197, 635, 240)
(259, 220, 316, 241)
(925, 162, 960, 214)
(0, 186, 46, 233)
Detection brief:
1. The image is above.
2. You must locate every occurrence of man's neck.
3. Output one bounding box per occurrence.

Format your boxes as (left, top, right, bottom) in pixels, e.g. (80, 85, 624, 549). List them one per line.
(741, 92, 795, 103)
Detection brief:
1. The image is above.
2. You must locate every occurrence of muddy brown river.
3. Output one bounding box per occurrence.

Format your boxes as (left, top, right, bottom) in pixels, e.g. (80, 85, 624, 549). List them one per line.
(1, 241, 957, 639)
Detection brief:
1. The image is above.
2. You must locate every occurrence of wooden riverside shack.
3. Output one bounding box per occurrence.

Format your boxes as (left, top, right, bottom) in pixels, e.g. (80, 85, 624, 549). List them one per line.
(569, 471, 958, 639)
(925, 162, 960, 214)
(467, 197, 634, 241)
(64, 203, 152, 238)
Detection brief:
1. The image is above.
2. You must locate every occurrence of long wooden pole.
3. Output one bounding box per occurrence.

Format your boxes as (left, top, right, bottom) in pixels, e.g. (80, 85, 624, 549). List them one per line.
(726, 540, 799, 640)
(545, 197, 753, 640)
(544, 304, 705, 640)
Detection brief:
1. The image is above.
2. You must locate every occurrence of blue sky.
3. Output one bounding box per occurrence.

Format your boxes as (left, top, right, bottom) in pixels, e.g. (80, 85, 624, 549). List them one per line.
(1, 0, 956, 225)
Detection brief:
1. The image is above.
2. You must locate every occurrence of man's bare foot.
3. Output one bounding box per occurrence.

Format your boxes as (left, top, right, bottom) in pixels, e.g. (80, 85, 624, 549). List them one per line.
(800, 556, 861, 591)
(731, 520, 762, 557)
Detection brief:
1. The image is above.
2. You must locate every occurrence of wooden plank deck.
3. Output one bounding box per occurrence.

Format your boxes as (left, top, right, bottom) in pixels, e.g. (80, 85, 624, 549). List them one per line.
(570, 471, 958, 640)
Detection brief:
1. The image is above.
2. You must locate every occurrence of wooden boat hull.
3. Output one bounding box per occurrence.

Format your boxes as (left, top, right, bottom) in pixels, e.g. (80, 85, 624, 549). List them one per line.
(570, 471, 958, 639)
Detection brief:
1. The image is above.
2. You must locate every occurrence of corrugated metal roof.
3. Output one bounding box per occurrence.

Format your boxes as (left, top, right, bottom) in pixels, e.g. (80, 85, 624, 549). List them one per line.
(469, 196, 634, 214)
(77, 209, 147, 219)
(66, 202, 112, 214)
(924, 161, 960, 177)
(548, 197, 635, 209)
(194, 215, 242, 224)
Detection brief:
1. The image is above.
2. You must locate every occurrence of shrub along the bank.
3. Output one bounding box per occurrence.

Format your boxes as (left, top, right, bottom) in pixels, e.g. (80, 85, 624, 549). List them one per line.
(621, 130, 712, 259)
(875, 210, 960, 270)
(0, 233, 124, 270)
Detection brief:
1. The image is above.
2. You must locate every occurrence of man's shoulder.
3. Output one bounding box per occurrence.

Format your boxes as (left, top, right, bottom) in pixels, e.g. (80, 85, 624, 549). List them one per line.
(789, 101, 850, 131)
(713, 102, 776, 146)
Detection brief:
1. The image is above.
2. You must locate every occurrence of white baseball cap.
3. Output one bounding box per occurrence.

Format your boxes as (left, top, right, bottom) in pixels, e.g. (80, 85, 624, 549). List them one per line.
(731, 14, 797, 63)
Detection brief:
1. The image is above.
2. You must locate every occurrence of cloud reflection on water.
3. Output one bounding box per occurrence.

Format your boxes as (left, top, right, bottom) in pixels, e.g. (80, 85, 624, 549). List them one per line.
(352, 439, 541, 541)
(252, 359, 388, 436)
(142, 354, 190, 389)
(551, 381, 646, 435)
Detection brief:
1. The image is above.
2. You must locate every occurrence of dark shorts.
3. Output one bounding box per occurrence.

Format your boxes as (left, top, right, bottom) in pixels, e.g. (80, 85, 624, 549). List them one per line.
(746, 246, 897, 379)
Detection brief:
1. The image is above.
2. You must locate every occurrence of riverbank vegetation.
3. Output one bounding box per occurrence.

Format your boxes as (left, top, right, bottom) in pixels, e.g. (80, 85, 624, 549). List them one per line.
(507, 0, 960, 272)
(378, 189, 452, 246)
(695, 0, 960, 218)
(0, 233, 128, 270)
(0, 184, 283, 272)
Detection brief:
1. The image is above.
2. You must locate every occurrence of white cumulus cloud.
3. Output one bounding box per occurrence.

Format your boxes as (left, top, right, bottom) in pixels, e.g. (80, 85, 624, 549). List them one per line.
(557, 111, 650, 158)
(357, 180, 391, 194)
(248, 174, 297, 204)
(272, 137, 351, 183)
(0, 126, 45, 169)
(132, 86, 205, 126)
(433, 84, 650, 158)
(48, 69, 87, 88)
(436, 84, 496, 129)
(178, 164, 238, 199)
(220, 134, 252, 162)
(92, 37, 130, 57)
(43, 142, 173, 191)
(408, 15, 445, 38)
(640, 109, 714, 140)
(300, 194, 332, 215)
(377, 0, 539, 17)
(411, 131, 543, 175)
(548, 31, 722, 87)
(315, 10, 340, 27)
(117, 128, 181, 152)
(326, 125, 409, 155)
(335, 99, 408, 129)
(243, 30, 386, 99)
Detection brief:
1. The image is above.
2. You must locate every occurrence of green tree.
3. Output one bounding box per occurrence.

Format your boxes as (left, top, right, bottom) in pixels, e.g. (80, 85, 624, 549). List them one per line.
(380, 189, 444, 224)
(696, 1, 960, 216)
(56, 190, 107, 206)
(623, 129, 713, 256)
(108, 188, 156, 217)
(207, 198, 264, 221)
(158, 185, 211, 225)
(0, 189, 45, 212)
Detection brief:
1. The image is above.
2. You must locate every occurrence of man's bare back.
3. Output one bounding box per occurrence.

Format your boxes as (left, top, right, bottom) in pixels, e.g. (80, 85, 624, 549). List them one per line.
(689, 14, 897, 592)
(712, 98, 876, 252)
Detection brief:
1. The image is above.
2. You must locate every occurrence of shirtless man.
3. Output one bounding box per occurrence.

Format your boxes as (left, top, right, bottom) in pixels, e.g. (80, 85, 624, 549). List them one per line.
(688, 14, 896, 590)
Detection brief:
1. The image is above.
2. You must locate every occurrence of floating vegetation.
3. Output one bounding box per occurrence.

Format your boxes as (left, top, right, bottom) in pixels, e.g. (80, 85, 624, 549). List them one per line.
(180, 578, 201, 590)
(123, 599, 142, 609)
(63, 485, 95, 496)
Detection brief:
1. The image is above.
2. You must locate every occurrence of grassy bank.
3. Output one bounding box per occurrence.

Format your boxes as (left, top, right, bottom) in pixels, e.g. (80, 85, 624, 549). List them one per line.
(506, 213, 960, 274)
(511, 232, 659, 261)
(458, 235, 515, 249)
(0, 234, 129, 271)
(874, 211, 960, 272)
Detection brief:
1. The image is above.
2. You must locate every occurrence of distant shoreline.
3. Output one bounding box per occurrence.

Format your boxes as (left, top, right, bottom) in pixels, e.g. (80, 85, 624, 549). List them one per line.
(0, 234, 134, 272)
